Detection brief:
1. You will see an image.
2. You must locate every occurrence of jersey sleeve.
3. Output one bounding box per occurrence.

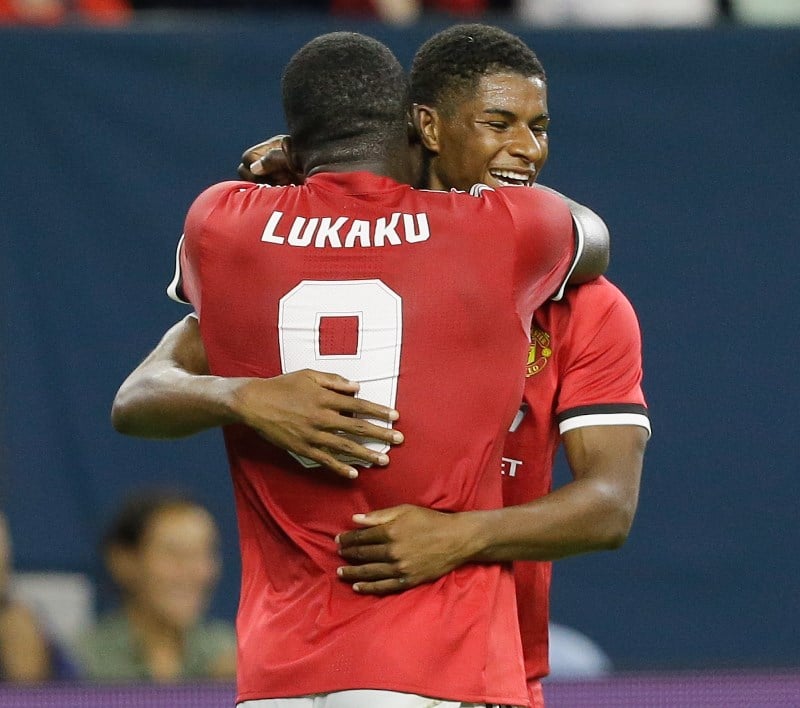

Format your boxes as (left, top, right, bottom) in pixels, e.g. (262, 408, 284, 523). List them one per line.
(166, 181, 242, 315)
(556, 283, 651, 437)
(496, 186, 580, 316)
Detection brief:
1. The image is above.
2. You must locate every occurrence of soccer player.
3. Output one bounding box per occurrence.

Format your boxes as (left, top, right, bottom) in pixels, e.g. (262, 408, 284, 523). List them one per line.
(333, 24, 651, 707)
(115, 31, 607, 707)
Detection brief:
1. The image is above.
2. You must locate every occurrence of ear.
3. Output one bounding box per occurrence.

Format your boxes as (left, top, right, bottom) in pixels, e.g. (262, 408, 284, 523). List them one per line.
(281, 135, 303, 177)
(412, 104, 442, 155)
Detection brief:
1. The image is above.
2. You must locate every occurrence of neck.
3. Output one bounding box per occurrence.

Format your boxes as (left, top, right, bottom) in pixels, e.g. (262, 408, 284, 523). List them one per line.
(306, 158, 413, 185)
(124, 602, 185, 681)
(425, 152, 448, 191)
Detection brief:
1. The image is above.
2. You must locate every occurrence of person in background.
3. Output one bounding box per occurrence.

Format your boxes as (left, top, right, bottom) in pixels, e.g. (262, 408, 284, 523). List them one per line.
(331, 0, 486, 25)
(0, 0, 130, 25)
(73, 490, 236, 682)
(0, 512, 51, 682)
(514, 0, 718, 27)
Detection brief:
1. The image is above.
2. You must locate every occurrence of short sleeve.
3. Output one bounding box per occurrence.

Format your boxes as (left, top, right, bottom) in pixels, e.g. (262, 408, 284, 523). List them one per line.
(166, 181, 243, 314)
(556, 283, 651, 436)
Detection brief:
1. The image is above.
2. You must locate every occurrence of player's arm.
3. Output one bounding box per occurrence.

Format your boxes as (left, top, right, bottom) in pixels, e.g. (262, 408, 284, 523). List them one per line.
(338, 289, 648, 591)
(111, 315, 404, 478)
(336, 425, 645, 593)
(533, 184, 609, 286)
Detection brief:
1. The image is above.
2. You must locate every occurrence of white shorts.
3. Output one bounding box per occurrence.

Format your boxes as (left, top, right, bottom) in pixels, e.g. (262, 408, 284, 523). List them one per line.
(237, 690, 515, 708)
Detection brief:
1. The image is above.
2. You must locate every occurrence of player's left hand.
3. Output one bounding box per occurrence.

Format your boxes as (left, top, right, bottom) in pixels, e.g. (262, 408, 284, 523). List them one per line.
(335, 504, 476, 595)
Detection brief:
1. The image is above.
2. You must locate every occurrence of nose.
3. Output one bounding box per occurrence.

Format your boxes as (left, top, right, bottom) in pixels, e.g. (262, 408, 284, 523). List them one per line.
(509, 127, 545, 164)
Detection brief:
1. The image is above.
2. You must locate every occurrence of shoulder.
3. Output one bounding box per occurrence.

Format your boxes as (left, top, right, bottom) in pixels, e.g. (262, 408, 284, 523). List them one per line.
(183, 181, 292, 252)
(541, 277, 644, 370)
(189, 180, 281, 213)
(564, 277, 641, 329)
(474, 183, 569, 213)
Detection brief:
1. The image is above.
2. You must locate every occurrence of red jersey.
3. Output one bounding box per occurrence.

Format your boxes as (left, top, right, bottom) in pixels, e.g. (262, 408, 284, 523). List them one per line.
(170, 172, 579, 705)
(501, 276, 650, 693)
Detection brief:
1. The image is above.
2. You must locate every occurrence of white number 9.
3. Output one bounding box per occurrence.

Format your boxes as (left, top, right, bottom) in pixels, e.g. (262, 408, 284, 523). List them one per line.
(278, 279, 402, 468)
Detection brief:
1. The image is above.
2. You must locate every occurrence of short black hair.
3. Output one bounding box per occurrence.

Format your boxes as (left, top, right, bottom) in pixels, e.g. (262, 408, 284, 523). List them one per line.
(103, 489, 203, 552)
(282, 32, 409, 165)
(410, 24, 545, 114)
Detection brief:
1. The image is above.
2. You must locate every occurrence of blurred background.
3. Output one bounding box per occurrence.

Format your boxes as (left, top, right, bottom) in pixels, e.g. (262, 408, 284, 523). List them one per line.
(0, 0, 799, 703)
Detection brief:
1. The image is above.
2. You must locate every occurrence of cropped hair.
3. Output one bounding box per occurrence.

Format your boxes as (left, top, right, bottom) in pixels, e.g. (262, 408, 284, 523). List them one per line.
(103, 489, 203, 552)
(281, 32, 409, 163)
(410, 24, 545, 113)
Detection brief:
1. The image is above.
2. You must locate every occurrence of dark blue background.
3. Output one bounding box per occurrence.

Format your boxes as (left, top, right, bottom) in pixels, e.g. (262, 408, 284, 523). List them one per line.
(1, 19, 798, 670)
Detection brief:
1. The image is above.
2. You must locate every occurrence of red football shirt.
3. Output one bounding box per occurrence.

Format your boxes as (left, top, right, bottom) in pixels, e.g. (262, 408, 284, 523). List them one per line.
(171, 172, 580, 704)
(501, 276, 650, 693)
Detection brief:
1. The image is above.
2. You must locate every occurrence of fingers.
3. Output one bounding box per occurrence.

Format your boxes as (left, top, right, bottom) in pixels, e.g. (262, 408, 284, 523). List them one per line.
(289, 445, 360, 480)
(300, 370, 401, 426)
(237, 161, 255, 181)
(315, 398, 403, 446)
(337, 531, 392, 558)
(311, 371, 361, 395)
(338, 398, 401, 426)
(287, 436, 383, 477)
(237, 154, 296, 186)
(338, 543, 392, 564)
(336, 564, 413, 596)
(251, 149, 296, 184)
(237, 135, 299, 185)
(351, 507, 406, 527)
(239, 136, 287, 167)
(309, 431, 392, 468)
(351, 578, 410, 596)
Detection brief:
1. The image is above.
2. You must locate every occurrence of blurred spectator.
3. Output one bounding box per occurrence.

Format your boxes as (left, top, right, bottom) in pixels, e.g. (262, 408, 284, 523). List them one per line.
(732, 0, 800, 24)
(129, 0, 327, 10)
(73, 491, 236, 682)
(0, 0, 130, 25)
(516, 0, 718, 27)
(0, 512, 51, 682)
(331, 0, 486, 25)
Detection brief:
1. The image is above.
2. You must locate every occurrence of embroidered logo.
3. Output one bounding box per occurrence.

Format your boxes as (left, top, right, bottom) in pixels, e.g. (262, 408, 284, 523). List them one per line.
(525, 327, 552, 377)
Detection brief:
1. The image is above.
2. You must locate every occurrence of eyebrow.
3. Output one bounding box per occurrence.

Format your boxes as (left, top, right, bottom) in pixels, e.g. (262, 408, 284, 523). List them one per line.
(482, 108, 517, 119)
(482, 108, 550, 123)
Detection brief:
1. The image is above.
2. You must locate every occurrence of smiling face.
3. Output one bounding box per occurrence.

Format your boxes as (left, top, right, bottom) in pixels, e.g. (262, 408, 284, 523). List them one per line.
(109, 504, 221, 632)
(415, 71, 549, 192)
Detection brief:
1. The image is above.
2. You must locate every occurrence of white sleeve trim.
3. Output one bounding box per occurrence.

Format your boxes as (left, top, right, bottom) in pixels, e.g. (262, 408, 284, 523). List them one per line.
(559, 412, 652, 438)
(166, 234, 190, 305)
(550, 214, 585, 302)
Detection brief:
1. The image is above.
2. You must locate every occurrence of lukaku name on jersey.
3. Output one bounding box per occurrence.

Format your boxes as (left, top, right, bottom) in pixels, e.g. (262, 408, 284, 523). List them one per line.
(261, 210, 431, 248)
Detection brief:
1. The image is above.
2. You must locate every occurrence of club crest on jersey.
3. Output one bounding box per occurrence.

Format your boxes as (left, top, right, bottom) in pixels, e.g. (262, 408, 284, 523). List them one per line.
(525, 327, 552, 377)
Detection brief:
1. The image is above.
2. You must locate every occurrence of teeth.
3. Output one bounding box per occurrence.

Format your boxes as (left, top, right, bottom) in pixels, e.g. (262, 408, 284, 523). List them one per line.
(490, 168, 534, 186)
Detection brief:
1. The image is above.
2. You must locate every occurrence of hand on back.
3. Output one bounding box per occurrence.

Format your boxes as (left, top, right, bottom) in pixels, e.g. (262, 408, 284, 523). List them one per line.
(232, 369, 403, 479)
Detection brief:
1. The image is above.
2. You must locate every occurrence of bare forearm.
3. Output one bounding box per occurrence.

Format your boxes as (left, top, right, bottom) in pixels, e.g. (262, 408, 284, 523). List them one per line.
(335, 479, 635, 595)
(461, 476, 636, 563)
(112, 315, 405, 474)
(463, 426, 645, 562)
(112, 365, 241, 438)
